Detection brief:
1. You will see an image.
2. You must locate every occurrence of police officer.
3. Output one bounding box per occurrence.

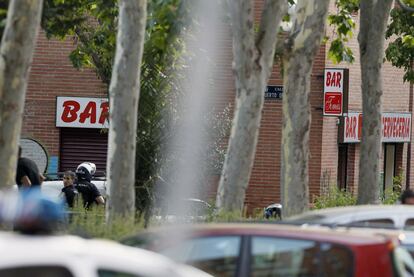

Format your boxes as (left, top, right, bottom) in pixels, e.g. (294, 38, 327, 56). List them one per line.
(15, 146, 45, 189)
(61, 170, 78, 208)
(75, 162, 105, 209)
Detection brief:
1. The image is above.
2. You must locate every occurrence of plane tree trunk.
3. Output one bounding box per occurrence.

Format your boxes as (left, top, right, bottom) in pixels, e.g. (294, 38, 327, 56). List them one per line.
(357, 0, 393, 204)
(106, 0, 147, 221)
(281, 0, 329, 217)
(0, 0, 44, 189)
(216, 0, 287, 213)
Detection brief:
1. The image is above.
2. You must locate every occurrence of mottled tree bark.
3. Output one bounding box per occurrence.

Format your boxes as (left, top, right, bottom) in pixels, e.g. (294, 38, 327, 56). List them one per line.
(106, 0, 147, 221)
(357, 0, 393, 204)
(0, 0, 43, 189)
(216, 0, 287, 213)
(281, 0, 329, 217)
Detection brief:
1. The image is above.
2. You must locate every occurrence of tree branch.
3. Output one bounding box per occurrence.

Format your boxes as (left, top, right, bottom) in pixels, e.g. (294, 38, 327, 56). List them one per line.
(228, 0, 255, 78)
(358, 0, 374, 53)
(74, 26, 111, 86)
(255, 0, 288, 76)
(396, 0, 414, 12)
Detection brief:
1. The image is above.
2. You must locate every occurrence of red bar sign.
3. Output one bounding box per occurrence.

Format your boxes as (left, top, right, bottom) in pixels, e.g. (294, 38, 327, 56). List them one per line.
(56, 97, 109, 128)
(324, 93, 342, 115)
(324, 69, 345, 116)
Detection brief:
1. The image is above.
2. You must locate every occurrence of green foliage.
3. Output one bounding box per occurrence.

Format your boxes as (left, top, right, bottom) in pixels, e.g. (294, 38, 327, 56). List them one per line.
(327, 0, 359, 64)
(42, 0, 117, 85)
(313, 186, 356, 209)
(385, 7, 414, 83)
(382, 171, 404, 204)
(64, 203, 144, 240)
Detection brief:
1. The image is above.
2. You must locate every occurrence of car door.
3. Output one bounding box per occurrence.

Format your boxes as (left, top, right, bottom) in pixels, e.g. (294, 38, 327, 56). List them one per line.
(247, 236, 353, 277)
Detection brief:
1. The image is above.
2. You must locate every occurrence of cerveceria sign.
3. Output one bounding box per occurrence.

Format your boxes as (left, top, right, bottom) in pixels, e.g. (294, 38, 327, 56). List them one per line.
(56, 97, 109, 128)
(342, 112, 411, 143)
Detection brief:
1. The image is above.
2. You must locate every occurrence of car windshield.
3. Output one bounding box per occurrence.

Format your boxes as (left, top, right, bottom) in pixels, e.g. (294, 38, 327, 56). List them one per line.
(121, 232, 163, 249)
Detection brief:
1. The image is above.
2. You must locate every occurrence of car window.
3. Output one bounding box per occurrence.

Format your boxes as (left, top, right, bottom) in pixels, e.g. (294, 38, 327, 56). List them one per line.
(160, 236, 241, 277)
(98, 269, 142, 277)
(251, 237, 319, 277)
(351, 218, 394, 228)
(404, 218, 414, 229)
(319, 243, 353, 277)
(0, 266, 74, 277)
(251, 237, 353, 277)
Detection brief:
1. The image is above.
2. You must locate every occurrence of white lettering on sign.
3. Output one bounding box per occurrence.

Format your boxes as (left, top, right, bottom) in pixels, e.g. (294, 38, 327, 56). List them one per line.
(343, 112, 411, 143)
(56, 97, 109, 128)
(326, 95, 341, 111)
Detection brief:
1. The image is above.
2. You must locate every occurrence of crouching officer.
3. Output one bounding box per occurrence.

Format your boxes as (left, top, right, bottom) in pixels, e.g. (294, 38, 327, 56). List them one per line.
(75, 162, 105, 209)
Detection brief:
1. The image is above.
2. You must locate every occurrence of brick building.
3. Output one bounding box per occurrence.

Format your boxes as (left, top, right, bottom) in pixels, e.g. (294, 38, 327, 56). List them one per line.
(21, 2, 412, 211)
(22, 31, 108, 175)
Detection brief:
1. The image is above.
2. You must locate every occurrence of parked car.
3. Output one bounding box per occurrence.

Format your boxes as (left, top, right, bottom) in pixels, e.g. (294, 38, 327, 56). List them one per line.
(153, 198, 215, 223)
(11, 179, 107, 202)
(0, 231, 212, 277)
(284, 205, 414, 229)
(284, 205, 414, 259)
(41, 179, 107, 201)
(121, 223, 413, 277)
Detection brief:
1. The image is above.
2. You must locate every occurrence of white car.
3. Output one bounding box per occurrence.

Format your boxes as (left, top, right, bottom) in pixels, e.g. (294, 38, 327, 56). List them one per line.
(41, 179, 107, 201)
(285, 205, 414, 229)
(12, 179, 107, 202)
(0, 231, 212, 277)
(153, 198, 215, 224)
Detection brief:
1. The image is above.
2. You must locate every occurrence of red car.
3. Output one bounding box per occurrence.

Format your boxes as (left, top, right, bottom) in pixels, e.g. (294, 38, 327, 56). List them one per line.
(121, 223, 412, 277)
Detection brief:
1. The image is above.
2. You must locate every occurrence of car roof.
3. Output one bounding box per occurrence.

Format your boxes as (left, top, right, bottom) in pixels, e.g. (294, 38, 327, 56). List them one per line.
(286, 205, 414, 222)
(0, 232, 184, 276)
(130, 222, 393, 246)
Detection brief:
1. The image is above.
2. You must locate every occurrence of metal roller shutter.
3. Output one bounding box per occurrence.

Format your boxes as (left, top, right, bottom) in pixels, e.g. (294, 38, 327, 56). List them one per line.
(60, 128, 108, 175)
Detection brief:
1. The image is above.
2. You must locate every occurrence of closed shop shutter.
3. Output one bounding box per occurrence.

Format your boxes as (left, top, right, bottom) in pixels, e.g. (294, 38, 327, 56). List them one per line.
(60, 128, 108, 174)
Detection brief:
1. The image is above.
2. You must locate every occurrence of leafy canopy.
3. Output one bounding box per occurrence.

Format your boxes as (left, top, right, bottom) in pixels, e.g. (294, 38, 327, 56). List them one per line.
(327, 0, 414, 83)
(386, 3, 414, 83)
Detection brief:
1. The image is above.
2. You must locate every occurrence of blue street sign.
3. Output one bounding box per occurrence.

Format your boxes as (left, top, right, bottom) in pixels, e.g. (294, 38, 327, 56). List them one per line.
(265, 86, 283, 100)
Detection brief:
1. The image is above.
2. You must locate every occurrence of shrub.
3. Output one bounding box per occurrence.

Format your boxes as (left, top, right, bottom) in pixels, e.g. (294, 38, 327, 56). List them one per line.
(313, 186, 356, 209)
(381, 171, 403, 205)
(63, 203, 144, 240)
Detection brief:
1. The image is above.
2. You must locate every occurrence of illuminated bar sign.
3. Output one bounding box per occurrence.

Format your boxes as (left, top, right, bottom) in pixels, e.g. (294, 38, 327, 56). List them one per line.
(323, 68, 349, 116)
(342, 112, 411, 143)
(56, 97, 109, 128)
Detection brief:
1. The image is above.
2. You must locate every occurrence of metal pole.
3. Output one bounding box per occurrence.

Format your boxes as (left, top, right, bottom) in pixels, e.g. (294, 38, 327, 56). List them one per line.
(407, 60, 414, 189)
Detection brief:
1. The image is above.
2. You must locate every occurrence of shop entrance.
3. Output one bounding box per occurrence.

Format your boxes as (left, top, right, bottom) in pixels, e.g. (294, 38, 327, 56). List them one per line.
(383, 143, 396, 192)
(59, 128, 108, 174)
(337, 144, 348, 190)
